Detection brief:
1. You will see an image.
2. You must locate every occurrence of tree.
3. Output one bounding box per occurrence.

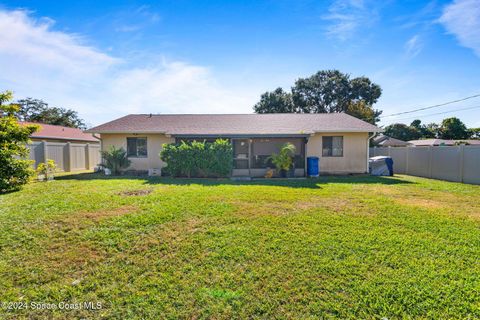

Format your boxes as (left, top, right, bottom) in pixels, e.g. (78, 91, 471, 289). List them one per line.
(15, 98, 48, 121)
(468, 128, 480, 139)
(346, 101, 382, 124)
(292, 70, 382, 115)
(425, 122, 439, 138)
(253, 88, 295, 113)
(383, 123, 421, 141)
(15, 97, 86, 129)
(0, 91, 39, 193)
(253, 70, 382, 124)
(410, 119, 421, 129)
(349, 76, 383, 106)
(438, 117, 469, 140)
(410, 119, 436, 138)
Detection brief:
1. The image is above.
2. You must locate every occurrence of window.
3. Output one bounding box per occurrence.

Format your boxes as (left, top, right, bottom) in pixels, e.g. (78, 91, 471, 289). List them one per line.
(127, 137, 147, 157)
(322, 136, 343, 157)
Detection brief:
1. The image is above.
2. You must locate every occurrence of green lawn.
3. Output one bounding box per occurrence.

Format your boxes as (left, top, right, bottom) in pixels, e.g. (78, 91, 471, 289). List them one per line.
(1, 174, 479, 319)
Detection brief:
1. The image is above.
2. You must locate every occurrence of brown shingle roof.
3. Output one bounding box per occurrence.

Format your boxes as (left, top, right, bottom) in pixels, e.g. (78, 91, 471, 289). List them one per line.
(22, 122, 99, 142)
(408, 139, 480, 146)
(373, 134, 412, 147)
(87, 113, 381, 136)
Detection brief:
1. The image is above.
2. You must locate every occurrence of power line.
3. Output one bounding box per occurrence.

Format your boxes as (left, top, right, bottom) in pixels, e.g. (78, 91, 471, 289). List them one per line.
(382, 104, 480, 123)
(380, 93, 480, 118)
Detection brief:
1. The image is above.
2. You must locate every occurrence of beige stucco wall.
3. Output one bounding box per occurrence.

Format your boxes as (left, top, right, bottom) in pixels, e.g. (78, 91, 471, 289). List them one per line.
(101, 132, 369, 174)
(100, 133, 174, 171)
(306, 132, 369, 174)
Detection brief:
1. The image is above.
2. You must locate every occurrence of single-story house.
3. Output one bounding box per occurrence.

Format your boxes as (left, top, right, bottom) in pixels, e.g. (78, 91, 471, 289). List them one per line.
(408, 139, 480, 146)
(87, 113, 382, 177)
(22, 122, 99, 144)
(373, 134, 411, 147)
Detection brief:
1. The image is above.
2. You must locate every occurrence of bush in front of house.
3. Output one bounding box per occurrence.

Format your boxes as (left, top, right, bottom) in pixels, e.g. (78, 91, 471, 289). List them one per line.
(160, 139, 233, 178)
(100, 146, 131, 175)
(0, 90, 39, 193)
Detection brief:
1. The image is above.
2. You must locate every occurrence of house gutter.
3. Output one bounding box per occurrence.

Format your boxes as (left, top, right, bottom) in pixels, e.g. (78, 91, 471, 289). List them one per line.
(172, 133, 311, 139)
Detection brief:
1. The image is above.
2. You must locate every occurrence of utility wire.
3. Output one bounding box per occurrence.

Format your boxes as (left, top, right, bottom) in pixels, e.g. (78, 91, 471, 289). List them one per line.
(382, 104, 480, 123)
(380, 93, 480, 118)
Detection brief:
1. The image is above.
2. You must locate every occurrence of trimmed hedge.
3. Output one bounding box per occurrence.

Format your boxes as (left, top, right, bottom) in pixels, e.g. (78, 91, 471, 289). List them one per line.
(160, 139, 233, 178)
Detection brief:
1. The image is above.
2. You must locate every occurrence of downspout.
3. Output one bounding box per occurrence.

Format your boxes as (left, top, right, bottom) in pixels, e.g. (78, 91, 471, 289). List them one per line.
(366, 132, 379, 173)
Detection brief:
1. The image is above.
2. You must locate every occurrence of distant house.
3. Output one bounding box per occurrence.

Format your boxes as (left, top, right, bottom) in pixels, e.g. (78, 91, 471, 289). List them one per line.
(21, 122, 100, 172)
(408, 139, 480, 146)
(373, 134, 411, 147)
(22, 122, 99, 144)
(87, 113, 382, 177)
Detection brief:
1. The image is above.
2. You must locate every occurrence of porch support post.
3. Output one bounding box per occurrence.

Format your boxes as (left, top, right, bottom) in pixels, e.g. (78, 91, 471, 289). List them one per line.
(304, 137, 308, 177)
(248, 138, 252, 177)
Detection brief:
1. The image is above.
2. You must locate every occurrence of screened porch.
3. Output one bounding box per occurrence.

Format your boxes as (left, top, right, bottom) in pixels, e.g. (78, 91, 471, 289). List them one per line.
(231, 137, 306, 177)
(175, 136, 307, 177)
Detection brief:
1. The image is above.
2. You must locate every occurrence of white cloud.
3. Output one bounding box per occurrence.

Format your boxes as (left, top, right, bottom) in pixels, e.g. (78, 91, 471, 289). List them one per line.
(439, 0, 480, 57)
(0, 10, 118, 75)
(112, 5, 161, 33)
(0, 9, 256, 126)
(322, 0, 377, 41)
(404, 34, 423, 58)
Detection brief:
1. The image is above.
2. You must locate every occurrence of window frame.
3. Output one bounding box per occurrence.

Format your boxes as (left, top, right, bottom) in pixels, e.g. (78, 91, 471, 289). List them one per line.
(127, 137, 148, 158)
(322, 136, 344, 157)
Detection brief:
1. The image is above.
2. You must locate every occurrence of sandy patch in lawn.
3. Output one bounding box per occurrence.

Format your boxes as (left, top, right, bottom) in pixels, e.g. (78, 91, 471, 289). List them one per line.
(46, 242, 103, 267)
(364, 185, 480, 218)
(364, 186, 451, 209)
(394, 198, 447, 209)
(224, 196, 375, 217)
(116, 189, 153, 196)
(47, 206, 138, 232)
(79, 205, 137, 220)
(120, 217, 205, 260)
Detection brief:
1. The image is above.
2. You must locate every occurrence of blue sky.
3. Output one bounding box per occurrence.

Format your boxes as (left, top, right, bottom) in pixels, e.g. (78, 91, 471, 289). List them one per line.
(0, 0, 479, 128)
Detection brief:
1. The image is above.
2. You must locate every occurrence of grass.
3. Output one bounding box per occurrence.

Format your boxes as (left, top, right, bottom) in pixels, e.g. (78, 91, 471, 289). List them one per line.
(1, 173, 480, 319)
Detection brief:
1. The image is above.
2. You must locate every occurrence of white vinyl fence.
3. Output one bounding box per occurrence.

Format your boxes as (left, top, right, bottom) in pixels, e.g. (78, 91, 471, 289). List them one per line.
(27, 141, 101, 172)
(370, 146, 480, 185)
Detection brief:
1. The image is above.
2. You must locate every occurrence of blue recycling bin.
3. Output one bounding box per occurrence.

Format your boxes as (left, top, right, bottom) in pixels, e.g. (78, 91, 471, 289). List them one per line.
(307, 156, 319, 177)
(385, 157, 394, 176)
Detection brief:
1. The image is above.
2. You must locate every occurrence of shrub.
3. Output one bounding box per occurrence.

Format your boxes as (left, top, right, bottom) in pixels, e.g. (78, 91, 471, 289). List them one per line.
(266, 143, 296, 175)
(100, 146, 131, 175)
(36, 159, 57, 180)
(160, 139, 233, 178)
(208, 139, 233, 177)
(0, 91, 39, 193)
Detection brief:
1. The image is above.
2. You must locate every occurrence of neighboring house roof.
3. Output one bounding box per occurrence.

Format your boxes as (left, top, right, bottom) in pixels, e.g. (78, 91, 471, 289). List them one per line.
(21, 122, 99, 142)
(373, 134, 411, 147)
(86, 113, 382, 136)
(408, 139, 480, 146)
(465, 140, 480, 145)
(409, 139, 455, 146)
